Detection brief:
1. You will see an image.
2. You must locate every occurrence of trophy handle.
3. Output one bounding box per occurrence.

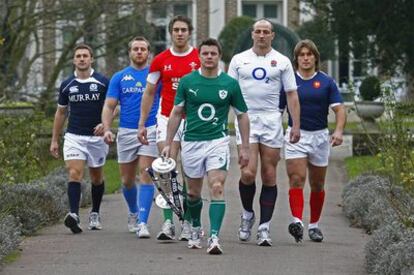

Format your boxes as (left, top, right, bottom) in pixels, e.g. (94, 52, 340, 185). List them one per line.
(146, 167, 184, 221)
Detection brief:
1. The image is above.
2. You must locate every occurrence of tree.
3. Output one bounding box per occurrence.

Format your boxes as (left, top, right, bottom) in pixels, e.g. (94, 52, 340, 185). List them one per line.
(0, 0, 153, 109)
(302, 0, 414, 99)
(218, 16, 254, 64)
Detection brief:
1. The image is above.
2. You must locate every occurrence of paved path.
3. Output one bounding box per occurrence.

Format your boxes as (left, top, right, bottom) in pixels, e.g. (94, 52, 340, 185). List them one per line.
(1, 140, 367, 275)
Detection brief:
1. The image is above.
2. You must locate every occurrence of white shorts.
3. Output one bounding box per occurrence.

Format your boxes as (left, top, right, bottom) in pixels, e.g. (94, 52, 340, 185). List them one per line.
(63, 133, 108, 168)
(235, 112, 283, 148)
(156, 114, 184, 143)
(284, 128, 330, 167)
(116, 126, 158, 163)
(181, 136, 230, 178)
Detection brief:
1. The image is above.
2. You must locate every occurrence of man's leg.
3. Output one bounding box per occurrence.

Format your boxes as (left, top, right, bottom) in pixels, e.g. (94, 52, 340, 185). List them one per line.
(308, 163, 327, 242)
(186, 177, 203, 249)
(136, 155, 155, 238)
(206, 169, 226, 255)
(120, 159, 139, 232)
(64, 159, 85, 234)
(237, 144, 259, 241)
(286, 158, 307, 242)
(256, 144, 280, 246)
(88, 166, 105, 230)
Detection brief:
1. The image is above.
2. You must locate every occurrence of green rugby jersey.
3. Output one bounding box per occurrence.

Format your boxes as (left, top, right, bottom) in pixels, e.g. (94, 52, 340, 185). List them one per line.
(175, 69, 248, 141)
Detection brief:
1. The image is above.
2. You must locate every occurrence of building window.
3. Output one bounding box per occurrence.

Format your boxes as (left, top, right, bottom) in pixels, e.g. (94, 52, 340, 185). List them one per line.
(264, 4, 277, 19)
(242, 1, 281, 23)
(173, 4, 189, 16)
(242, 4, 257, 18)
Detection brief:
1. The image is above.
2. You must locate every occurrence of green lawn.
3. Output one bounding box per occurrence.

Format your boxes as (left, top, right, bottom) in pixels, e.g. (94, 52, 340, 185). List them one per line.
(103, 159, 121, 194)
(344, 155, 382, 179)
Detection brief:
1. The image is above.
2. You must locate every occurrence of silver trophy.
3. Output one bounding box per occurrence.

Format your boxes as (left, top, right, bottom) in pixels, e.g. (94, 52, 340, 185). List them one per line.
(146, 157, 184, 220)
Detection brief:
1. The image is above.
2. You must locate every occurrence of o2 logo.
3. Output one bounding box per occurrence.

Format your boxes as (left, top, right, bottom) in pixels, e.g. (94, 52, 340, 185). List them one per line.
(252, 67, 270, 83)
(198, 103, 218, 125)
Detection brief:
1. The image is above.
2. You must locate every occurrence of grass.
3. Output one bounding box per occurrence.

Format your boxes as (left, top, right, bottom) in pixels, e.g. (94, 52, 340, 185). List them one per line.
(344, 155, 382, 179)
(103, 159, 121, 194)
(2, 249, 21, 264)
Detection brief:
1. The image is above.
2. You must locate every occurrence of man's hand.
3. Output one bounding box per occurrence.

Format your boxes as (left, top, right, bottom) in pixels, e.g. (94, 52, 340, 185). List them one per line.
(238, 146, 249, 169)
(289, 126, 301, 144)
(330, 130, 343, 147)
(161, 145, 171, 159)
(50, 141, 59, 159)
(138, 126, 148, 145)
(94, 123, 105, 136)
(103, 130, 115, 144)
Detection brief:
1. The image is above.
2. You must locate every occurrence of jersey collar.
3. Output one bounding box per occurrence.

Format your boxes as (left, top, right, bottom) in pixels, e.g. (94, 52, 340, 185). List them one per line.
(74, 68, 94, 78)
(198, 68, 222, 78)
(170, 46, 193, 56)
(296, 71, 317, 80)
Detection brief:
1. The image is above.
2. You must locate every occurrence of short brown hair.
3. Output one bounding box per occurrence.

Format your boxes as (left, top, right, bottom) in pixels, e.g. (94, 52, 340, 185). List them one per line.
(128, 36, 151, 52)
(73, 43, 93, 57)
(293, 39, 320, 71)
(168, 15, 193, 34)
(198, 38, 222, 55)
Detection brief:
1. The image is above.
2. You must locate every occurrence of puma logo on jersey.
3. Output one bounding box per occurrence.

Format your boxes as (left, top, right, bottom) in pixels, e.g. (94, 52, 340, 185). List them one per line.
(121, 74, 135, 81)
(189, 88, 198, 96)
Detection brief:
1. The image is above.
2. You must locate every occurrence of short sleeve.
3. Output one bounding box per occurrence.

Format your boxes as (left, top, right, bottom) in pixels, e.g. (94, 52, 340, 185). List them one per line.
(106, 72, 121, 100)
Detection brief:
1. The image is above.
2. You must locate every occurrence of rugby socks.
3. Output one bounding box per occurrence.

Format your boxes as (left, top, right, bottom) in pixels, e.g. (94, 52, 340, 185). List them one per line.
(209, 200, 226, 237)
(310, 190, 325, 224)
(289, 188, 304, 221)
(68, 181, 81, 215)
(187, 197, 203, 227)
(239, 180, 256, 215)
(163, 209, 173, 222)
(138, 184, 155, 224)
(91, 181, 105, 213)
(182, 183, 192, 222)
(122, 185, 138, 214)
(259, 185, 277, 224)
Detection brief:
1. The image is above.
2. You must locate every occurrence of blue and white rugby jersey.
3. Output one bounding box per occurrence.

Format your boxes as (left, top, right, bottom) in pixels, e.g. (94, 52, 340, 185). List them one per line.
(280, 71, 343, 131)
(106, 66, 160, 129)
(58, 69, 109, 136)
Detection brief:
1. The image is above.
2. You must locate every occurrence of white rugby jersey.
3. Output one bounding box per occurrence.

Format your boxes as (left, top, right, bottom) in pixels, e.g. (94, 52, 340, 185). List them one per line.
(228, 48, 297, 113)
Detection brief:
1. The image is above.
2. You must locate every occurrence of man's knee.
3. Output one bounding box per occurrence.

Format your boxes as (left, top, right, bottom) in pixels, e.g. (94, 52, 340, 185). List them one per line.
(289, 173, 305, 188)
(241, 169, 256, 184)
(68, 167, 83, 182)
(210, 182, 224, 199)
(261, 166, 276, 185)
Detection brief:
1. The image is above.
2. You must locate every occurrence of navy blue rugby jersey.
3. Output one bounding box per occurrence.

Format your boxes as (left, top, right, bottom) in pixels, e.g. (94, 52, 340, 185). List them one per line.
(279, 71, 343, 131)
(58, 69, 109, 135)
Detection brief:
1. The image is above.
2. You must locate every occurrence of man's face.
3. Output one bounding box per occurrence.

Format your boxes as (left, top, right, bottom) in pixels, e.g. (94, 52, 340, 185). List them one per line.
(199, 45, 220, 70)
(73, 49, 93, 71)
(129, 40, 149, 67)
(171, 21, 190, 48)
(251, 21, 274, 49)
(297, 47, 316, 71)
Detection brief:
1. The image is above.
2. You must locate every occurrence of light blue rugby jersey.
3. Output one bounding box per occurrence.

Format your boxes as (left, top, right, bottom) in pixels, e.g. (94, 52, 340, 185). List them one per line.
(107, 66, 160, 129)
(280, 71, 343, 131)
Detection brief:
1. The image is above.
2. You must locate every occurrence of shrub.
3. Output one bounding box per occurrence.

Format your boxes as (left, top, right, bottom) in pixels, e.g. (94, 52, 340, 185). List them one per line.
(0, 215, 21, 260)
(0, 168, 91, 261)
(0, 112, 53, 184)
(359, 76, 381, 101)
(218, 16, 254, 63)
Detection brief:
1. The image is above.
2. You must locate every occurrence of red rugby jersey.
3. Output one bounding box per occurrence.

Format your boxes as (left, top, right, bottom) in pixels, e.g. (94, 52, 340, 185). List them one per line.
(148, 47, 200, 117)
